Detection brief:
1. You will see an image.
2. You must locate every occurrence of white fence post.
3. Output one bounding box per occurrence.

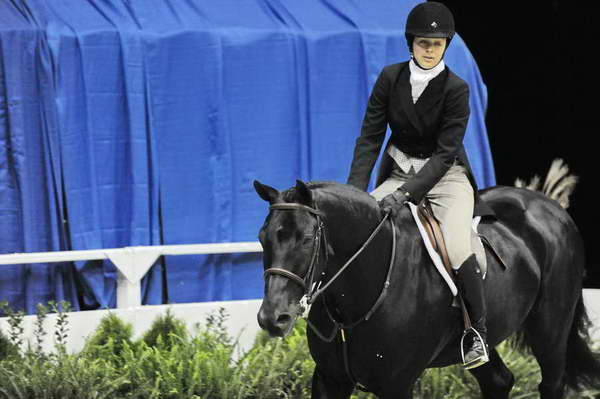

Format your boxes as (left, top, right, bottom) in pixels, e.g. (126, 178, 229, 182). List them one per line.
(116, 273, 142, 308)
(107, 247, 162, 308)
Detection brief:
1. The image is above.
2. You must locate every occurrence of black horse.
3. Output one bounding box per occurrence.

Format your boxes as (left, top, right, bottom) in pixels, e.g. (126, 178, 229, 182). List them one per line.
(254, 179, 600, 399)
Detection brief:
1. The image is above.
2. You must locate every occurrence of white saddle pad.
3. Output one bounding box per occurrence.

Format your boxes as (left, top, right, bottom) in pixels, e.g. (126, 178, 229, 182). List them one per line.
(407, 203, 487, 297)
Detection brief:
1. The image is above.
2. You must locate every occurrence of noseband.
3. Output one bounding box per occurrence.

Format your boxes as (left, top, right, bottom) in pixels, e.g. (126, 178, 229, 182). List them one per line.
(263, 203, 327, 300)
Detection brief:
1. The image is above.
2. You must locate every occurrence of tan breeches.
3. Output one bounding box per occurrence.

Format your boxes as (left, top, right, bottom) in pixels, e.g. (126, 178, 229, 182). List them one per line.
(370, 162, 475, 269)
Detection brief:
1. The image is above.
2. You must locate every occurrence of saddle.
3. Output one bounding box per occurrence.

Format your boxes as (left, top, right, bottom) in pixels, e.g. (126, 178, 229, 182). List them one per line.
(415, 199, 505, 284)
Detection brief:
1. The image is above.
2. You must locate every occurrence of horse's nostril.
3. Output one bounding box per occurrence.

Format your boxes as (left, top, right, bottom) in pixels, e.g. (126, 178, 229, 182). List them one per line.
(276, 313, 292, 325)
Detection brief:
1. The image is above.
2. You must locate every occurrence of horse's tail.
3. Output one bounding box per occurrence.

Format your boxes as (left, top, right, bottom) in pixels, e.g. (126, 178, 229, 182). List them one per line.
(564, 293, 600, 391)
(514, 158, 578, 209)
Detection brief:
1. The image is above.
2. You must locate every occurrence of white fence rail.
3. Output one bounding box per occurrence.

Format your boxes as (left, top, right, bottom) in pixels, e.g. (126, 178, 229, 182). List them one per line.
(0, 243, 263, 308)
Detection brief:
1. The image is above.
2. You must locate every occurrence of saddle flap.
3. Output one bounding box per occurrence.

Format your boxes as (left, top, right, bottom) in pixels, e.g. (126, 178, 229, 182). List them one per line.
(416, 200, 453, 276)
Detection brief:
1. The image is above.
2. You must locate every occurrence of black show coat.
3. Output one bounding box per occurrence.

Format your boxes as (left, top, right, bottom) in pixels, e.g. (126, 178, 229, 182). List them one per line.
(346, 61, 495, 218)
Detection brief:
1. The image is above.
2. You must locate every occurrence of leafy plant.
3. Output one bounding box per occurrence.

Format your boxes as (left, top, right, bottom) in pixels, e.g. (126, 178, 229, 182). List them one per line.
(0, 301, 25, 352)
(142, 308, 188, 350)
(0, 328, 17, 359)
(83, 311, 134, 363)
(0, 305, 597, 398)
(33, 303, 49, 355)
(238, 318, 314, 398)
(0, 352, 128, 399)
(117, 309, 247, 398)
(49, 300, 72, 352)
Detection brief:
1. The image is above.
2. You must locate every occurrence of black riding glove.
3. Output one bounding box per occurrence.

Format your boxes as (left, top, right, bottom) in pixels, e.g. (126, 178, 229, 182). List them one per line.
(379, 187, 412, 216)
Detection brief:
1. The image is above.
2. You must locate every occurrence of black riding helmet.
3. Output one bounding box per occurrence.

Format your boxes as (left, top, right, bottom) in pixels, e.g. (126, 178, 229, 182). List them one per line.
(405, 2, 455, 55)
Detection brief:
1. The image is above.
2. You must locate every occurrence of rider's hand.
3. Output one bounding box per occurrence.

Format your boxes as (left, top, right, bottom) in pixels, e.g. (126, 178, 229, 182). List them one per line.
(379, 188, 412, 216)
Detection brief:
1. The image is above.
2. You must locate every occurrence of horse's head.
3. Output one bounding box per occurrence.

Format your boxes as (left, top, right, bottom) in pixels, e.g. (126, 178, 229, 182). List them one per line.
(254, 179, 326, 337)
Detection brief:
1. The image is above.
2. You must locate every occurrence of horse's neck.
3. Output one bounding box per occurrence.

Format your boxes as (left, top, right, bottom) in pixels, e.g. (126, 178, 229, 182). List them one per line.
(321, 204, 418, 322)
(315, 188, 382, 256)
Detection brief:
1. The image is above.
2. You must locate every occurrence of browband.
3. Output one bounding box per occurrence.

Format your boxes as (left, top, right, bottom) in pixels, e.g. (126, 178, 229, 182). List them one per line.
(270, 203, 324, 216)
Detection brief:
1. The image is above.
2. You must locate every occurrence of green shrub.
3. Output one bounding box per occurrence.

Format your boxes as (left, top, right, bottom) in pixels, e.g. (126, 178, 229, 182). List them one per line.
(142, 309, 188, 350)
(1, 304, 598, 398)
(83, 312, 134, 363)
(0, 352, 128, 399)
(238, 318, 313, 399)
(117, 309, 248, 398)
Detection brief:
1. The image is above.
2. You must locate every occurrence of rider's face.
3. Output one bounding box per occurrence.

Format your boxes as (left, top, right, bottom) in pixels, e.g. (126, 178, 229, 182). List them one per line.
(412, 36, 447, 69)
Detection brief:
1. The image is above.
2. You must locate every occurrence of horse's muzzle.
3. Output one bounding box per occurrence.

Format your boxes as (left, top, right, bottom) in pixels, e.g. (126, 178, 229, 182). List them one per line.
(257, 303, 296, 337)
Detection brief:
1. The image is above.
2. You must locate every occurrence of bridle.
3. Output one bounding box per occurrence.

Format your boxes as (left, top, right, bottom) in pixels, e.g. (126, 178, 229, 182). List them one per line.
(263, 201, 393, 308)
(263, 203, 327, 303)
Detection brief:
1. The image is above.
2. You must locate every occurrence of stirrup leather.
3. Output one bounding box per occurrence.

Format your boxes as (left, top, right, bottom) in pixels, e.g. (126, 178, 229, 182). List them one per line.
(460, 327, 489, 370)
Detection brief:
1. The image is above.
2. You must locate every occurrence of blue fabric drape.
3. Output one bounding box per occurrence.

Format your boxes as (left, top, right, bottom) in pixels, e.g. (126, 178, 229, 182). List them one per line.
(0, 0, 495, 313)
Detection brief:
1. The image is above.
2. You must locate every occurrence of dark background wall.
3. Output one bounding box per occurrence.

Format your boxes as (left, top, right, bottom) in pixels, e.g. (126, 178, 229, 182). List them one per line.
(436, 1, 598, 287)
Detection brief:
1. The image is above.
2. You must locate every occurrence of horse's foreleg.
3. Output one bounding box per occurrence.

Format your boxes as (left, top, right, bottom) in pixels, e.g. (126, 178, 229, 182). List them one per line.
(311, 367, 354, 399)
(469, 347, 515, 399)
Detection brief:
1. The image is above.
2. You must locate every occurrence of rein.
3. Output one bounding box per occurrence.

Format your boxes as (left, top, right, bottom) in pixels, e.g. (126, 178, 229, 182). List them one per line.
(264, 202, 394, 307)
(307, 214, 396, 339)
(308, 211, 392, 305)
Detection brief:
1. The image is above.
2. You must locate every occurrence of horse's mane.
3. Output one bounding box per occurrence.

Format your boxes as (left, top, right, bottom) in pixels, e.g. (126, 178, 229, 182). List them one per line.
(281, 181, 382, 222)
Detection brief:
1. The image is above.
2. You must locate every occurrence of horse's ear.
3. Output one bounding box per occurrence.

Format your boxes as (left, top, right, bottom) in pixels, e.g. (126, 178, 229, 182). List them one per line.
(254, 180, 280, 204)
(295, 179, 312, 205)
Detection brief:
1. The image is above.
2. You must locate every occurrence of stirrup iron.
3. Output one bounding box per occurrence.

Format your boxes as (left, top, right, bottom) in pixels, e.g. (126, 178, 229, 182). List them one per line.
(460, 326, 489, 370)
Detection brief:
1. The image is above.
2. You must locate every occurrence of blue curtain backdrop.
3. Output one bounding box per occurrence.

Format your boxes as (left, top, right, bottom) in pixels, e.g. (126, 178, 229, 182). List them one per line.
(0, 0, 495, 314)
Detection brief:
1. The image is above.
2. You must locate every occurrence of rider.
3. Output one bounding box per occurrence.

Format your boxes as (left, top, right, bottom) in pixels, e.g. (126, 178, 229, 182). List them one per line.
(346, 1, 495, 369)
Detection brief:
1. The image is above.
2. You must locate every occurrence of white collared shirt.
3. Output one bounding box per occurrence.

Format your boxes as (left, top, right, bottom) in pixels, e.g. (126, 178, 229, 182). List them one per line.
(387, 59, 445, 174)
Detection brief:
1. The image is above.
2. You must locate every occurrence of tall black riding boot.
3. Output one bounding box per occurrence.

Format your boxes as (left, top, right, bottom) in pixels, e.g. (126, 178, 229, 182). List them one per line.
(454, 254, 489, 369)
